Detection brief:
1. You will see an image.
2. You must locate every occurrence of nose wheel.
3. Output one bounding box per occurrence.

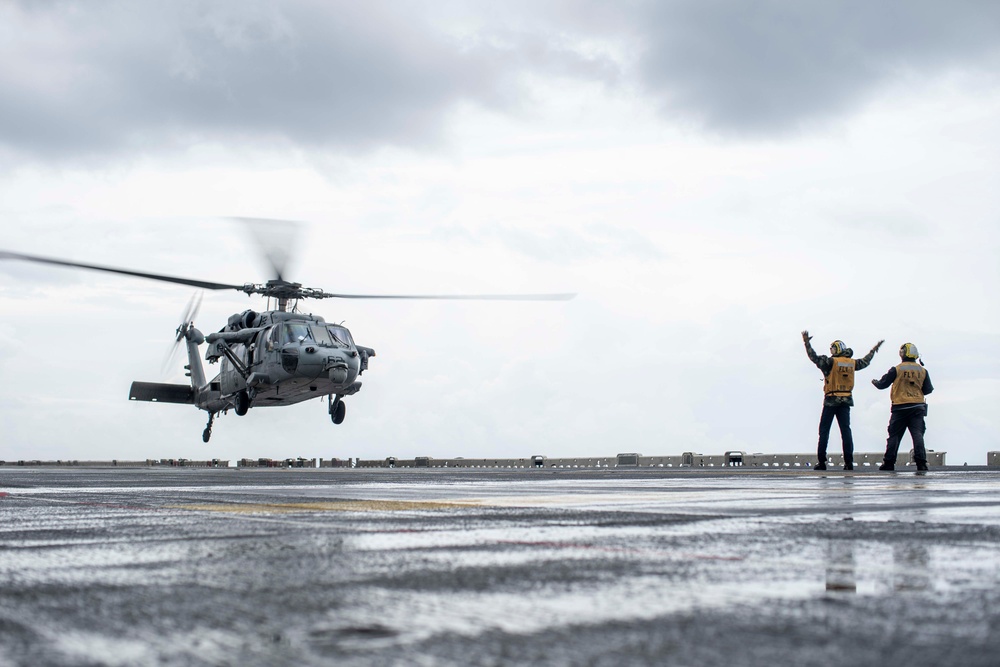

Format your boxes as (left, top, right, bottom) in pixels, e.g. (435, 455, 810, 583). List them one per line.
(329, 395, 346, 425)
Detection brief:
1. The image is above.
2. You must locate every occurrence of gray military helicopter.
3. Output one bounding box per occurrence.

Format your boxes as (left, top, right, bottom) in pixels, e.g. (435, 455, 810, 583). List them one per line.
(1, 221, 573, 442)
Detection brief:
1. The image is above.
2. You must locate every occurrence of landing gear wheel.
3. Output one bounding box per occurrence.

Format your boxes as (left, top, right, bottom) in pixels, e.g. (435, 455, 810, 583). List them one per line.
(235, 390, 250, 416)
(202, 412, 214, 442)
(331, 398, 346, 425)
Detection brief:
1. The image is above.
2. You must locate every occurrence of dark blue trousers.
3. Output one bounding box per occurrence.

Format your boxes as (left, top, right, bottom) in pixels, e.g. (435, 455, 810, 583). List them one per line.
(818, 404, 854, 465)
(883, 406, 927, 466)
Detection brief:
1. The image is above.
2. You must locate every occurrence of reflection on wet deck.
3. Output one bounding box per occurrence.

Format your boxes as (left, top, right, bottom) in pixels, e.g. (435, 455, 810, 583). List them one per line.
(1, 468, 998, 666)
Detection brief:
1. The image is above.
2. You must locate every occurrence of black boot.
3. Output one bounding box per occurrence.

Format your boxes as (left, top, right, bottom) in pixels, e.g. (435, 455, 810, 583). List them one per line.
(879, 462, 894, 471)
(916, 461, 928, 471)
(843, 463, 854, 471)
(814, 461, 827, 470)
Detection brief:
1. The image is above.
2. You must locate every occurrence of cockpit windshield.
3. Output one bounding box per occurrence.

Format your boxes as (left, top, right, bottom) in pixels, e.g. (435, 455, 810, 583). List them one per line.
(281, 322, 313, 344)
(327, 325, 354, 348)
(309, 326, 334, 346)
(278, 322, 353, 347)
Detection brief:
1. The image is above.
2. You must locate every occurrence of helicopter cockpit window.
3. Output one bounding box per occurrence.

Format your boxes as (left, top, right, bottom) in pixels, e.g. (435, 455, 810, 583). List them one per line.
(309, 325, 334, 347)
(327, 325, 355, 348)
(282, 322, 313, 344)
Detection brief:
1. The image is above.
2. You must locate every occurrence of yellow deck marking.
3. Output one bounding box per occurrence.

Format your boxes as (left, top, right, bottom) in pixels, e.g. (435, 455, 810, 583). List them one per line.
(168, 499, 480, 514)
(168, 481, 921, 514)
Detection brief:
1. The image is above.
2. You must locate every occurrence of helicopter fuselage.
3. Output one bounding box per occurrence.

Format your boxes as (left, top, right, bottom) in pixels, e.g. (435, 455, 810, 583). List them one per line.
(206, 309, 372, 410)
(128, 308, 375, 440)
(211, 310, 368, 408)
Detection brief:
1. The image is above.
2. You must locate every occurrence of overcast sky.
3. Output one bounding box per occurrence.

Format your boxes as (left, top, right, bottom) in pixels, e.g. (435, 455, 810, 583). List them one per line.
(1, 0, 998, 466)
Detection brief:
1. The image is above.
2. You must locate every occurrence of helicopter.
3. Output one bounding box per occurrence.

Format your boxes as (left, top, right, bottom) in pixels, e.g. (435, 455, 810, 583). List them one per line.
(0, 221, 574, 442)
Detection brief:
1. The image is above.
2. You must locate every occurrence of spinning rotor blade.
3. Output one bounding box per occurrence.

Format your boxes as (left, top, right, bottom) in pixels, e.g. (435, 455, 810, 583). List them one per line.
(225, 218, 576, 302)
(322, 292, 576, 301)
(162, 336, 185, 376)
(3, 233, 576, 304)
(162, 292, 202, 374)
(0, 250, 244, 291)
(177, 291, 203, 338)
(229, 217, 300, 282)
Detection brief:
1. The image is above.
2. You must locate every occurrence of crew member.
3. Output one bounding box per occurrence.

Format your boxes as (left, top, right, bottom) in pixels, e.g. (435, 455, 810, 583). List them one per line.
(871, 343, 934, 471)
(802, 331, 883, 470)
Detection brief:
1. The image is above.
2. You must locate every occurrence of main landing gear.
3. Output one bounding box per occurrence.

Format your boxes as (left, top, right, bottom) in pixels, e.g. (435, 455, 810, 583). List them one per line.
(235, 390, 250, 416)
(203, 412, 214, 443)
(329, 394, 346, 425)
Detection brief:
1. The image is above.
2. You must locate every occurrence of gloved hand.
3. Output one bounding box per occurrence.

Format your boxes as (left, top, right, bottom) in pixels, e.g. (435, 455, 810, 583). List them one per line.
(874, 339, 885, 351)
(801, 330, 812, 342)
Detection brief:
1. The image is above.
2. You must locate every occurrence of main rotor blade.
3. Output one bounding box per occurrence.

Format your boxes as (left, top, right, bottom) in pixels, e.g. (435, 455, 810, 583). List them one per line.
(229, 217, 299, 282)
(322, 292, 576, 301)
(0, 250, 244, 291)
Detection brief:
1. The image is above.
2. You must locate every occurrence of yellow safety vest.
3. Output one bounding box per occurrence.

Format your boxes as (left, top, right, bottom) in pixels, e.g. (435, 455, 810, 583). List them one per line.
(890, 362, 927, 405)
(824, 357, 856, 397)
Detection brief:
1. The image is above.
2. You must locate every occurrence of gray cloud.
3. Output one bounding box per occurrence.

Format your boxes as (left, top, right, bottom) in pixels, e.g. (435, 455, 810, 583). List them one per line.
(0, 1, 616, 161)
(2, 0, 998, 162)
(0, 2, 480, 156)
(633, 0, 1000, 134)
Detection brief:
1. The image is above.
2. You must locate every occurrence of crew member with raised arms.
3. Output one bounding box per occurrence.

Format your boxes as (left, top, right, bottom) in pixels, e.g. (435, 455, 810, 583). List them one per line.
(871, 343, 934, 471)
(802, 331, 883, 470)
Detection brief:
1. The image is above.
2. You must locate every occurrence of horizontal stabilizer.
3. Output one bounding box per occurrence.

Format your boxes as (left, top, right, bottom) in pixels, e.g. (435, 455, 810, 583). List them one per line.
(129, 382, 194, 404)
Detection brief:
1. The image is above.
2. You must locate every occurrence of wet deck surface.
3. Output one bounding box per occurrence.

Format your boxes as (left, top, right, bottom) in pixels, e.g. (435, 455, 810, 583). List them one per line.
(2, 468, 999, 666)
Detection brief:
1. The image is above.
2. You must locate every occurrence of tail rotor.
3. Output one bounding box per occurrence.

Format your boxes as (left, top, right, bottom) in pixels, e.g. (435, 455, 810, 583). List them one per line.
(162, 292, 203, 374)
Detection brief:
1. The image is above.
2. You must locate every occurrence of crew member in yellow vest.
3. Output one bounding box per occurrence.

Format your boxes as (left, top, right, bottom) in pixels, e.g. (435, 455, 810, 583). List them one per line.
(802, 331, 884, 470)
(871, 343, 934, 471)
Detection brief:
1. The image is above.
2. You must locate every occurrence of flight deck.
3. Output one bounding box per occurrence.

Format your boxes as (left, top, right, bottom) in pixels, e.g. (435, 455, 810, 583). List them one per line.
(1, 467, 998, 666)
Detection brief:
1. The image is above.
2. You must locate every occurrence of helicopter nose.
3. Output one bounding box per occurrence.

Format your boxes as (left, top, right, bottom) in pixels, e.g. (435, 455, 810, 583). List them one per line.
(326, 351, 359, 385)
(292, 345, 324, 376)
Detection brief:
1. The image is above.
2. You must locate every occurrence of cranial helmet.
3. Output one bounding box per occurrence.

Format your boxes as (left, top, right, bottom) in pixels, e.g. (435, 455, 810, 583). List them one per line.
(830, 340, 847, 356)
(900, 342, 919, 360)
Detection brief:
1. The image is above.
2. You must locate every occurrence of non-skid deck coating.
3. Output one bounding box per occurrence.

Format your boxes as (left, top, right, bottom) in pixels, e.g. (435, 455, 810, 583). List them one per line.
(1, 467, 999, 667)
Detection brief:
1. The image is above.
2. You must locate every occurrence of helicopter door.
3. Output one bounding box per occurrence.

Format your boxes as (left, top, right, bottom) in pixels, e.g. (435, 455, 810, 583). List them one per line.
(219, 354, 239, 394)
(248, 330, 266, 370)
(263, 325, 282, 369)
